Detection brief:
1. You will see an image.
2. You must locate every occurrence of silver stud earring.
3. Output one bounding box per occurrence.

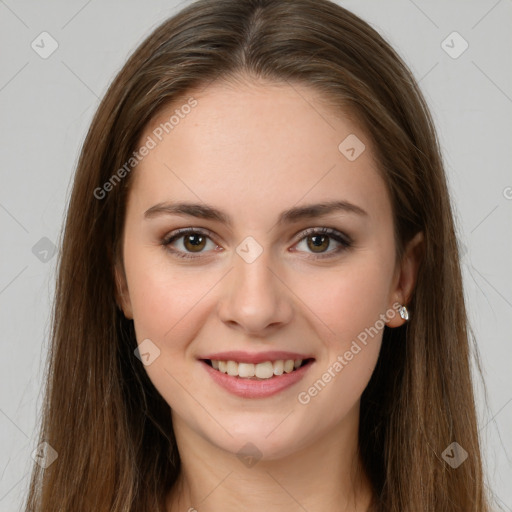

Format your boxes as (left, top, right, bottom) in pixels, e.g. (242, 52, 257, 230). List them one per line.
(399, 305, 409, 321)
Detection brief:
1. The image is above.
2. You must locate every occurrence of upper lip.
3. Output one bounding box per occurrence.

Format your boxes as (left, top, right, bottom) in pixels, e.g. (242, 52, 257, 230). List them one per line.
(199, 351, 315, 364)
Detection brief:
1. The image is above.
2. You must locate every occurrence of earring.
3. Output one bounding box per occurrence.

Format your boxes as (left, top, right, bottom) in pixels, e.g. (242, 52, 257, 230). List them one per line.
(399, 305, 409, 321)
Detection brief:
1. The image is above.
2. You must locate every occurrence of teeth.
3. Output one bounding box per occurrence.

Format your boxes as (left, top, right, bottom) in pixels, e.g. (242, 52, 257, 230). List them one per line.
(273, 360, 284, 376)
(255, 361, 274, 379)
(238, 362, 255, 378)
(283, 359, 294, 373)
(227, 360, 238, 376)
(210, 359, 304, 379)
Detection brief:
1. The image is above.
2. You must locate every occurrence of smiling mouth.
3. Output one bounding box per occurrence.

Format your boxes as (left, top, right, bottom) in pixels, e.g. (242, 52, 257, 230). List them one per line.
(202, 358, 314, 380)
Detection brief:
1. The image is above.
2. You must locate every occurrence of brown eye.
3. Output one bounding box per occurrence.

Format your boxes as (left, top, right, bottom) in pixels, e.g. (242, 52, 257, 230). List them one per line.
(294, 227, 352, 259)
(162, 228, 218, 259)
(183, 233, 207, 252)
(307, 234, 331, 253)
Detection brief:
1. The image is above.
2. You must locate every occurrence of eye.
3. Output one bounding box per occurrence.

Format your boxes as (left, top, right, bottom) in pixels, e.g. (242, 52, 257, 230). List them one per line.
(293, 227, 352, 259)
(162, 227, 352, 260)
(162, 228, 220, 259)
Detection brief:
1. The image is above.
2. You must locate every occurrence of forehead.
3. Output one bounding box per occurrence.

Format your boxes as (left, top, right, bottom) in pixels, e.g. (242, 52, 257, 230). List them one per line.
(128, 79, 391, 227)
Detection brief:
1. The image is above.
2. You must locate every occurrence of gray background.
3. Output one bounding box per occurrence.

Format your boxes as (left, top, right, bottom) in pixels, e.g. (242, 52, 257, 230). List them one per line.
(0, 0, 511, 510)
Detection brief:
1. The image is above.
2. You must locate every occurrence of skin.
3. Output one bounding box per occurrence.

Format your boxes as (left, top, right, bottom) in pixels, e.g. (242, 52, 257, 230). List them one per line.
(115, 76, 423, 512)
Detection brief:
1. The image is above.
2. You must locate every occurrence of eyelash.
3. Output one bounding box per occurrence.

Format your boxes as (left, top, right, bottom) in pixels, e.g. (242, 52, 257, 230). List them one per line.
(161, 227, 352, 260)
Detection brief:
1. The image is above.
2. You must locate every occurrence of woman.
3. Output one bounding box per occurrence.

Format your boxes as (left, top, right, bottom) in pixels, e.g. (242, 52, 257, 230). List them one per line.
(24, 0, 491, 510)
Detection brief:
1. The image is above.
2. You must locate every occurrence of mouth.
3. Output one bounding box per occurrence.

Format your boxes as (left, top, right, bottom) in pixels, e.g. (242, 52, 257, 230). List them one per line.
(201, 357, 315, 380)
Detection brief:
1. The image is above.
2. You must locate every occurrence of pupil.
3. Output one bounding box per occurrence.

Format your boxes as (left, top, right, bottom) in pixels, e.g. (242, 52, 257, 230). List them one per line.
(188, 235, 202, 246)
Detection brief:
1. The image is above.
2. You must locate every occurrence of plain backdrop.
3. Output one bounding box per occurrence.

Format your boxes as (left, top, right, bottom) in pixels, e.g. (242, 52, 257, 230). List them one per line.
(0, 0, 511, 510)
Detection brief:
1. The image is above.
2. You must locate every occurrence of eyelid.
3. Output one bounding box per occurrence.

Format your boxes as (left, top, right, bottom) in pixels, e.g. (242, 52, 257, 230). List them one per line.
(163, 226, 217, 242)
(163, 226, 351, 244)
(162, 227, 220, 251)
(292, 226, 352, 246)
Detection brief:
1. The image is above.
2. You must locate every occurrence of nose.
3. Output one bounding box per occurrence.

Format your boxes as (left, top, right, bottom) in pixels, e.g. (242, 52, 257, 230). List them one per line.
(216, 248, 294, 337)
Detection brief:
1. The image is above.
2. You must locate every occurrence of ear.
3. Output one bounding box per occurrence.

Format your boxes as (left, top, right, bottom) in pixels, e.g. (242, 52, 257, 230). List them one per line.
(386, 231, 424, 328)
(114, 261, 133, 319)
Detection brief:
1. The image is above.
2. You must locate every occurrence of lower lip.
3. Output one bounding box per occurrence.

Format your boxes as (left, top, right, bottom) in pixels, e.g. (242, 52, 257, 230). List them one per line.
(200, 359, 314, 399)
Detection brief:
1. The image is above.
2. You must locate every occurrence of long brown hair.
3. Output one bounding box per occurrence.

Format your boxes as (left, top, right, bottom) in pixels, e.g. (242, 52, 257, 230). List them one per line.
(24, 0, 491, 510)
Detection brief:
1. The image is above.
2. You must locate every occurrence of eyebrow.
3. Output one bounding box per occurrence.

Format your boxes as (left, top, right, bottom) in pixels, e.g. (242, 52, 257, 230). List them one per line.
(143, 199, 367, 226)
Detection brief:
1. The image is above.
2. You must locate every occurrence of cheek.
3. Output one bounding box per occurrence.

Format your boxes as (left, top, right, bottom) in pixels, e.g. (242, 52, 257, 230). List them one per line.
(291, 255, 393, 410)
(125, 246, 215, 340)
(123, 250, 218, 413)
(292, 254, 394, 346)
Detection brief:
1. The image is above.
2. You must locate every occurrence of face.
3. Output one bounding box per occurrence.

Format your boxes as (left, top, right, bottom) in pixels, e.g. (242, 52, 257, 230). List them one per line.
(115, 78, 416, 461)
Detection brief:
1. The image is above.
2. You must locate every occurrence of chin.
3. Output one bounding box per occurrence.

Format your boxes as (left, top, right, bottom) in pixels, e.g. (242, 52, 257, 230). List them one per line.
(200, 418, 313, 463)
